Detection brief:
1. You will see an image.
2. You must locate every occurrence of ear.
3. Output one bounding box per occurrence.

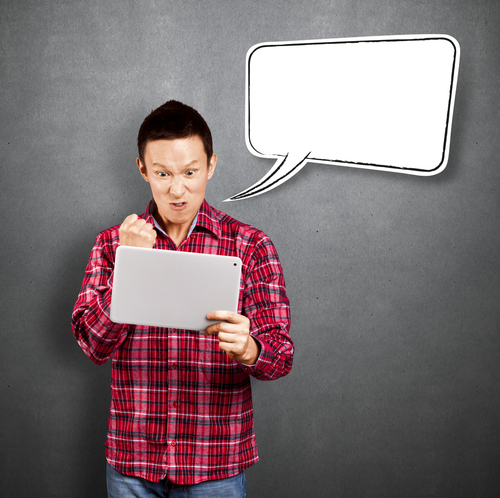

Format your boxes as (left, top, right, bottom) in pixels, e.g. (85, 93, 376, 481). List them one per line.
(137, 157, 149, 182)
(207, 154, 217, 180)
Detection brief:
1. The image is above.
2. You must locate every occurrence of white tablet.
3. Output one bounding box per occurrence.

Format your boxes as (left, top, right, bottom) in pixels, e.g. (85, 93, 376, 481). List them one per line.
(110, 246, 242, 331)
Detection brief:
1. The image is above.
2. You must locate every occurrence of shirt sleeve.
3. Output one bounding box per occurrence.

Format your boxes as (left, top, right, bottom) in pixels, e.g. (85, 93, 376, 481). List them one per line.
(238, 236, 294, 381)
(71, 233, 130, 365)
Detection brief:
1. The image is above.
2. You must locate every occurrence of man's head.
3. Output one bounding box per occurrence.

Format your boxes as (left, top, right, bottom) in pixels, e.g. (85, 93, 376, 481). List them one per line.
(137, 100, 213, 166)
(136, 100, 217, 242)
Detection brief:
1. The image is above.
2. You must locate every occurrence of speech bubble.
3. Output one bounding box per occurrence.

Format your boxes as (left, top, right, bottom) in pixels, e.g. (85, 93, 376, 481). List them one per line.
(225, 35, 460, 201)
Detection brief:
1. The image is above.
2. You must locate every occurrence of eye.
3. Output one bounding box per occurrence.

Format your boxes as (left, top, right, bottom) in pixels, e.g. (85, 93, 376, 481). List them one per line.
(185, 169, 196, 176)
(157, 171, 169, 177)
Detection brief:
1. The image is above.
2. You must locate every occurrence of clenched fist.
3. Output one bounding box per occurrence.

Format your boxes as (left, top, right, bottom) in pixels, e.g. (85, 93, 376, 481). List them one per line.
(119, 214, 157, 248)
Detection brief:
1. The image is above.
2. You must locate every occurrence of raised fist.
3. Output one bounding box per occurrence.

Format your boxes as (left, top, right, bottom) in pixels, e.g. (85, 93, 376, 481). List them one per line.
(119, 214, 157, 248)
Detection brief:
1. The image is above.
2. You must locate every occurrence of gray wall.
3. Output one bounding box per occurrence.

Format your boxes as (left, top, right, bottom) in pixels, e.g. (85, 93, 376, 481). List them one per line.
(1, 1, 499, 497)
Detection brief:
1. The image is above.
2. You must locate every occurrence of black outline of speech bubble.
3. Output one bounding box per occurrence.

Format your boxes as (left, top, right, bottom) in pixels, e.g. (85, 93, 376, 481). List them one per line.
(228, 152, 311, 201)
(226, 35, 460, 202)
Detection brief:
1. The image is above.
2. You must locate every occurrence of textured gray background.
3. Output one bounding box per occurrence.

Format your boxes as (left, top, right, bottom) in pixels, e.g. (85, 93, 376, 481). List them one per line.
(1, 1, 499, 497)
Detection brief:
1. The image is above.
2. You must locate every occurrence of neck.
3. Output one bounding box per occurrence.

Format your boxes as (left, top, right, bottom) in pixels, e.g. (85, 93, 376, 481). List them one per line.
(152, 208, 196, 248)
(166, 221, 192, 248)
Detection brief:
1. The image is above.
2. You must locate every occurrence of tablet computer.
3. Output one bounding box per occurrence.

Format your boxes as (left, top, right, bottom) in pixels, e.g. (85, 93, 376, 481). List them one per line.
(110, 246, 242, 331)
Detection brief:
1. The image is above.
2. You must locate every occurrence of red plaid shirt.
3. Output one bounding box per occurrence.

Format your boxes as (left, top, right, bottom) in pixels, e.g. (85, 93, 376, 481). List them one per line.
(72, 199, 293, 484)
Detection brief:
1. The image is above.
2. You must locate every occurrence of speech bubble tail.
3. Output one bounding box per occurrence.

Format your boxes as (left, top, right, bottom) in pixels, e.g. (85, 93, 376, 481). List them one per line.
(224, 151, 310, 201)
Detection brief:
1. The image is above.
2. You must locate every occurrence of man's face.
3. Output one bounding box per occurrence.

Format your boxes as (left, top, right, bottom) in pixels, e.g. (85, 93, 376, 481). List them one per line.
(137, 136, 216, 232)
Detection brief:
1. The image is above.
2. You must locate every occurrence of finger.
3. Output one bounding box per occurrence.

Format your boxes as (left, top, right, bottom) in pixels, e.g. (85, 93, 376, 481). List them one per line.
(217, 331, 241, 344)
(121, 213, 139, 227)
(131, 218, 148, 229)
(204, 316, 240, 334)
(219, 344, 239, 359)
(206, 310, 234, 322)
(204, 320, 241, 336)
(204, 321, 223, 336)
(207, 310, 246, 324)
(216, 340, 234, 356)
(128, 220, 155, 236)
(217, 335, 248, 360)
(216, 322, 244, 335)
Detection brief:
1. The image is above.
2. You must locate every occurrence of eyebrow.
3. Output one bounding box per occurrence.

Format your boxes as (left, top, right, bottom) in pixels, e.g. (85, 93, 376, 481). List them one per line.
(152, 160, 199, 169)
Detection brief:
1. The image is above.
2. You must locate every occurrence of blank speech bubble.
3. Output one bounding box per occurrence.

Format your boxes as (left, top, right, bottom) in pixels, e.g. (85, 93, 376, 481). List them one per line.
(225, 35, 460, 201)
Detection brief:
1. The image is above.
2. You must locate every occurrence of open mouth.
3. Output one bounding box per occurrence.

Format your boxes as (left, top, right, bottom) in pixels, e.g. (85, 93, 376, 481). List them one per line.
(170, 202, 186, 209)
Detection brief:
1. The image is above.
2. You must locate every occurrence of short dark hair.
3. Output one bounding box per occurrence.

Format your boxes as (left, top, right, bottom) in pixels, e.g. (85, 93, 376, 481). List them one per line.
(137, 100, 213, 165)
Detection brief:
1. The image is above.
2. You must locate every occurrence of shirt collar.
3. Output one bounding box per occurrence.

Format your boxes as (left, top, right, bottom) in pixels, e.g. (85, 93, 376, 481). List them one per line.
(144, 198, 221, 239)
(194, 199, 221, 238)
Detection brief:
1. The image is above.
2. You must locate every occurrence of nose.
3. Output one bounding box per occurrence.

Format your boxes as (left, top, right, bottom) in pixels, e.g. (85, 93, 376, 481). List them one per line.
(169, 176, 186, 198)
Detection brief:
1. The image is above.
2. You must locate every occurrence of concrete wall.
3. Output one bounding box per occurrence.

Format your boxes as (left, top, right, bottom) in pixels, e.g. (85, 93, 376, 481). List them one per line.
(1, 0, 499, 496)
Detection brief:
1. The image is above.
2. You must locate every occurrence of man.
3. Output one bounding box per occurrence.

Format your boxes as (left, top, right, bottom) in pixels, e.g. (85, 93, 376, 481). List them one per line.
(72, 100, 293, 497)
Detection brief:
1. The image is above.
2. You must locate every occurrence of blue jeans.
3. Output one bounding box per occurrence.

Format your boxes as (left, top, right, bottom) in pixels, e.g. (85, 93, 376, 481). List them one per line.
(106, 462, 247, 497)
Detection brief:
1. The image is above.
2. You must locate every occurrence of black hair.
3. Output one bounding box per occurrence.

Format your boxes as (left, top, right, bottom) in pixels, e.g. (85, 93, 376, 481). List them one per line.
(137, 100, 213, 164)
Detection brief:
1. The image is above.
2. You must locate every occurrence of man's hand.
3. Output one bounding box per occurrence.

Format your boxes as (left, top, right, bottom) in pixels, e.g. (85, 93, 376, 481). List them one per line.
(204, 311, 260, 365)
(119, 214, 157, 248)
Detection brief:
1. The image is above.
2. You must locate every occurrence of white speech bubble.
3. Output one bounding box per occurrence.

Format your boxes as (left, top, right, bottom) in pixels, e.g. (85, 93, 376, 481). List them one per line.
(225, 35, 460, 201)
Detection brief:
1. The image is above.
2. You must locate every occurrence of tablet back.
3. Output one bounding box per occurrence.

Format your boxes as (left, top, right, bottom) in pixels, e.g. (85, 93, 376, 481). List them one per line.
(110, 246, 242, 331)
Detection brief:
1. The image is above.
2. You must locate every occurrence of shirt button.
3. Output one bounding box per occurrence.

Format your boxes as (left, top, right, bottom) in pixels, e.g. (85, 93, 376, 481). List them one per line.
(171, 328, 177, 333)
(173, 402, 177, 408)
(172, 363, 177, 369)
(190, 234, 195, 239)
(171, 440, 176, 447)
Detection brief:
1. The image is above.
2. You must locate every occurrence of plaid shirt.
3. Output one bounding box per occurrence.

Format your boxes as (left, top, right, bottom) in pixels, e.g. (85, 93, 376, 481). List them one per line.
(72, 199, 293, 484)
